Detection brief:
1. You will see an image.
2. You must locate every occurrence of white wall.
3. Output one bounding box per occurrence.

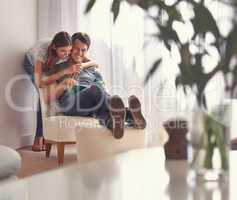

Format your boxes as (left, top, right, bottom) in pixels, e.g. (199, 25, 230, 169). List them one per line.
(0, 0, 37, 148)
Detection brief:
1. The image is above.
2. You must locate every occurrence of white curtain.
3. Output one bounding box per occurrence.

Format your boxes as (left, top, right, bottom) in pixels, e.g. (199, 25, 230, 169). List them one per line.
(38, 0, 79, 38)
(38, 0, 144, 93)
(38, 0, 167, 146)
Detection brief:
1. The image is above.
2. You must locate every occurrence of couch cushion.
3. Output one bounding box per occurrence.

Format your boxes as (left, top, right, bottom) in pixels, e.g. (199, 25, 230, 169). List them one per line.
(0, 145, 21, 180)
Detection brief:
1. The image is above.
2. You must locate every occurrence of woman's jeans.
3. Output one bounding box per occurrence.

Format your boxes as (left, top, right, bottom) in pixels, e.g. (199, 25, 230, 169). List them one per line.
(23, 56, 43, 137)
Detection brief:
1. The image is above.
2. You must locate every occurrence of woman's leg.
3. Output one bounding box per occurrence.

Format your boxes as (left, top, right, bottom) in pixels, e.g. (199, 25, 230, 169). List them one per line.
(23, 55, 44, 151)
(23, 55, 34, 82)
(36, 101, 43, 137)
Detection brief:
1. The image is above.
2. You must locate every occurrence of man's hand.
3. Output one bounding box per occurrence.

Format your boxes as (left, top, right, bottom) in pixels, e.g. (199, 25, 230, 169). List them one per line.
(62, 64, 81, 75)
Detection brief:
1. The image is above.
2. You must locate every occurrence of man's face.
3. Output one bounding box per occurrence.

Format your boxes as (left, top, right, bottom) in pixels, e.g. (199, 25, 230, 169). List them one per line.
(71, 40, 88, 63)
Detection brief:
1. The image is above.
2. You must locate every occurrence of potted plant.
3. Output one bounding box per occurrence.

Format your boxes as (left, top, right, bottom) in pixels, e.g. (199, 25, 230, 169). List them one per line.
(86, 0, 237, 180)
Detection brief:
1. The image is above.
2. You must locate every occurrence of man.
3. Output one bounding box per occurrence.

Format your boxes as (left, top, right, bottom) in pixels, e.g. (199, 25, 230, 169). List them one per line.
(46, 32, 146, 139)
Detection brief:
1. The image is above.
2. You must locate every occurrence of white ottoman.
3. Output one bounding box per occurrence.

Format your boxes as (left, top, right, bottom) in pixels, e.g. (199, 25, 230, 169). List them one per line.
(76, 121, 147, 164)
(0, 145, 21, 182)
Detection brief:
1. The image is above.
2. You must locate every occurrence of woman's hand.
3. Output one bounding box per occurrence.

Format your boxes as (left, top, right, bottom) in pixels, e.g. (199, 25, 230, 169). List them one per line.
(62, 64, 81, 76)
(60, 78, 77, 89)
(81, 58, 98, 69)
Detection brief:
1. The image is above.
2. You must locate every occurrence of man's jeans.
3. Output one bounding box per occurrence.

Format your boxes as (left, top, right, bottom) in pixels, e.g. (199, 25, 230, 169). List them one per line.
(58, 85, 110, 126)
(23, 55, 43, 137)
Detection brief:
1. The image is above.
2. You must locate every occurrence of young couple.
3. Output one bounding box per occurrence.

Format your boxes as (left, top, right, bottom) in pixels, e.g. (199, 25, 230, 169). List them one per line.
(24, 31, 146, 151)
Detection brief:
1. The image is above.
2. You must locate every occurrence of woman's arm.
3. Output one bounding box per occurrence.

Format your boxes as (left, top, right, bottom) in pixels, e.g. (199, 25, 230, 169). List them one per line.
(41, 70, 64, 86)
(34, 61, 64, 87)
(81, 57, 98, 69)
(37, 63, 81, 87)
(44, 83, 65, 104)
(45, 79, 77, 104)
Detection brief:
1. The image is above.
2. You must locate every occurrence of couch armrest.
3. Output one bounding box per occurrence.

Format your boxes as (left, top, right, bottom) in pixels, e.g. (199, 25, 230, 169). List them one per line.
(0, 145, 21, 180)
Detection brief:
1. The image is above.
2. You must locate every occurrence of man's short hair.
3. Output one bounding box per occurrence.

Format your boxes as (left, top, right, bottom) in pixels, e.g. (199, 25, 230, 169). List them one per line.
(72, 32, 91, 48)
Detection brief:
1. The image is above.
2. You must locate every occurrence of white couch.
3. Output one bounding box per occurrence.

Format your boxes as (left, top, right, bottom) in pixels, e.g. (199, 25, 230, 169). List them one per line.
(0, 145, 21, 184)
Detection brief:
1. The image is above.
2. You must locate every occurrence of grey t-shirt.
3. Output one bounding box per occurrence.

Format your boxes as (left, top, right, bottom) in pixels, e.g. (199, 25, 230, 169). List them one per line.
(45, 61, 105, 105)
(46, 61, 105, 89)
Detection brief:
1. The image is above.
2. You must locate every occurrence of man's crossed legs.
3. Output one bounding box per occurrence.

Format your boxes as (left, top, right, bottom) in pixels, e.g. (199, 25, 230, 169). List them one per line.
(58, 85, 146, 139)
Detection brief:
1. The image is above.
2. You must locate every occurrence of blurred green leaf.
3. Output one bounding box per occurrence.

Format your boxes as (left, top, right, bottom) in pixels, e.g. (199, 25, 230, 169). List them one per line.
(85, 0, 237, 102)
(156, 1, 183, 22)
(154, 19, 180, 50)
(144, 59, 162, 84)
(85, 0, 96, 13)
(191, 1, 220, 49)
(133, 0, 160, 10)
(224, 27, 237, 71)
(111, 0, 122, 22)
(180, 43, 191, 65)
(175, 76, 190, 95)
(230, 64, 237, 96)
(175, 75, 181, 87)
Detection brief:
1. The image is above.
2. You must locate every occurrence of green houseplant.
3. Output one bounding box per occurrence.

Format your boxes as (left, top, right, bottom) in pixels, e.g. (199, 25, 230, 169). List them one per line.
(86, 0, 237, 179)
(86, 0, 237, 104)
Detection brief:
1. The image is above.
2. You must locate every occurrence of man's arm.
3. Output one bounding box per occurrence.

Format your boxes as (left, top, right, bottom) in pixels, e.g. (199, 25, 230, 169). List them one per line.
(94, 70, 106, 89)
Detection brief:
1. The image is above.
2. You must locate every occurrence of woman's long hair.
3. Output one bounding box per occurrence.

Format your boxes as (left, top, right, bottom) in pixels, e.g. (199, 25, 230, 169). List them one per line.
(46, 31, 72, 67)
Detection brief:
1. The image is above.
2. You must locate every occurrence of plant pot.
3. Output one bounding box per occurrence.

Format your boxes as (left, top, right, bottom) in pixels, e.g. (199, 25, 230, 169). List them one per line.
(188, 104, 231, 181)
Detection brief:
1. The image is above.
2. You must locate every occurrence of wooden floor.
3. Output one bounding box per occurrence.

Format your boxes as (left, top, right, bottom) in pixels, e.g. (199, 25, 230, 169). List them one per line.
(17, 145, 77, 178)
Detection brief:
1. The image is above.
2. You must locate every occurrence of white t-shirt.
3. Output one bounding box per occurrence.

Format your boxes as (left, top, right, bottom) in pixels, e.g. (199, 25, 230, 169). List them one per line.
(26, 39, 72, 116)
(26, 38, 51, 66)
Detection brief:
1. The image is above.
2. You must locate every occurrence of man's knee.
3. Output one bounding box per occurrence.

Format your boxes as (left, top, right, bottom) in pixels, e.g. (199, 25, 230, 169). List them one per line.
(89, 85, 103, 97)
(90, 84, 101, 92)
(89, 85, 105, 104)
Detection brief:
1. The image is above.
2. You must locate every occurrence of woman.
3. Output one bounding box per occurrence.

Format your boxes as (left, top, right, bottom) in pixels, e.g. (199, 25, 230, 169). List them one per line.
(23, 31, 97, 151)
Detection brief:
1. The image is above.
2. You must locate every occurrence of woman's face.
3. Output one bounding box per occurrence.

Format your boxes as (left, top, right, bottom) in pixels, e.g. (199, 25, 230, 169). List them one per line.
(55, 46, 72, 60)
